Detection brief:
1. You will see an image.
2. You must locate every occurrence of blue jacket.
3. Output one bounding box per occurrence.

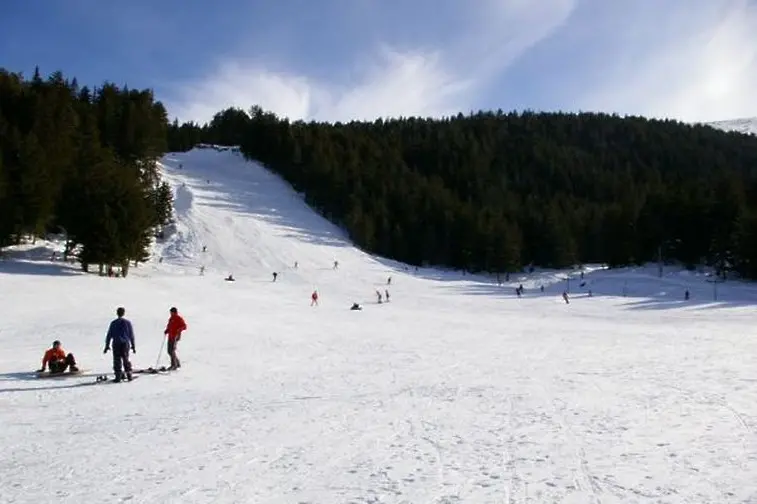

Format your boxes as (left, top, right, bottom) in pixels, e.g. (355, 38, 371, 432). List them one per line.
(106, 317, 135, 348)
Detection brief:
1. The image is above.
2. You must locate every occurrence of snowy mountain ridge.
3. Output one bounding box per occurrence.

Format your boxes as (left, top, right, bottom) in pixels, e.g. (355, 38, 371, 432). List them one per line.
(706, 116, 757, 136)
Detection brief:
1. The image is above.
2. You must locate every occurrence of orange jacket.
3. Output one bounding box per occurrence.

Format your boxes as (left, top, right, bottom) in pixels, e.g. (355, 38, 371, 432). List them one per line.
(42, 347, 66, 367)
(164, 314, 187, 339)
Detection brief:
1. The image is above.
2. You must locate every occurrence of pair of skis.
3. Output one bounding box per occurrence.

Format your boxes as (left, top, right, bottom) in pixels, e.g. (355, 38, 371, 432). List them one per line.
(93, 366, 177, 384)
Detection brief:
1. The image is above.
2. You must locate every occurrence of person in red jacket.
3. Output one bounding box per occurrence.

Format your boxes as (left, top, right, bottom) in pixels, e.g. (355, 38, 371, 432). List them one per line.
(38, 340, 79, 374)
(164, 307, 187, 370)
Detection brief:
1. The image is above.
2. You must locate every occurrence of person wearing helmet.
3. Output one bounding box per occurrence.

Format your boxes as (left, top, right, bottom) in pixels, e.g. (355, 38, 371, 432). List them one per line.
(163, 307, 187, 370)
(38, 340, 79, 374)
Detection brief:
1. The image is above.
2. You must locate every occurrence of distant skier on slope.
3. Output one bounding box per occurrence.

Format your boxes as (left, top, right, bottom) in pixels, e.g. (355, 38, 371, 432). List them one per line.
(272, 272, 278, 282)
(311, 290, 319, 306)
(164, 307, 188, 370)
(38, 340, 79, 374)
(104, 307, 136, 382)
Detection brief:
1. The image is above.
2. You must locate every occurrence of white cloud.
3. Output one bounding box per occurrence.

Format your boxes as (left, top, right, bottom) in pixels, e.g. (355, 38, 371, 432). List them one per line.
(167, 0, 577, 124)
(578, 0, 757, 122)
(168, 61, 313, 124)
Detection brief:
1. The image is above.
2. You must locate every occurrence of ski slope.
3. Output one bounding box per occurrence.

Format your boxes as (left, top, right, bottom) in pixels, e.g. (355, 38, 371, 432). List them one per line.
(1, 146, 757, 503)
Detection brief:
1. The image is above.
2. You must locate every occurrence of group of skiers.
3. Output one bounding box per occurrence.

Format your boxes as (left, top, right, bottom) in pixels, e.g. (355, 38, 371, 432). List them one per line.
(38, 306, 188, 383)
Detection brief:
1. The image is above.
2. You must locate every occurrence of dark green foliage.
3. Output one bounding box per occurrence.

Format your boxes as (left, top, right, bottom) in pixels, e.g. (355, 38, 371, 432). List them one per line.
(0, 68, 172, 271)
(151, 181, 174, 228)
(169, 107, 757, 279)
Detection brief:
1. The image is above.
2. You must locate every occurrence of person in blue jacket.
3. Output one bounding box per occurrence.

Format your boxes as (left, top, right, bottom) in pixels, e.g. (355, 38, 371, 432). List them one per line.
(104, 306, 136, 382)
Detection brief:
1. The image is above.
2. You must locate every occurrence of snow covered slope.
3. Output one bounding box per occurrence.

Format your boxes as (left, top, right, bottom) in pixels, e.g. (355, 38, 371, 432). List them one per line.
(2, 146, 757, 503)
(153, 146, 404, 301)
(706, 117, 757, 136)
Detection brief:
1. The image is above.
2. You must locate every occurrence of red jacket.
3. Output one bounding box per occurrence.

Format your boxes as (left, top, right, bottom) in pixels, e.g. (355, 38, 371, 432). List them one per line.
(164, 314, 187, 340)
(42, 347, 66, 367)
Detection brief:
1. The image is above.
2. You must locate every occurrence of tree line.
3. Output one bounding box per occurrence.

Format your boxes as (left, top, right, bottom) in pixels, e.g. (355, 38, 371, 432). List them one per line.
(4, 64, 757, 280)
(168, 106, 757, 279)
(0, 68, 173, 275)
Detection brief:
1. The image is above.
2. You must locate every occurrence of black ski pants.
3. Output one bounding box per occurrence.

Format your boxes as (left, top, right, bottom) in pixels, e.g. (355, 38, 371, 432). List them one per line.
(49, 353, 77, 373)
(112, 343, 133, 379)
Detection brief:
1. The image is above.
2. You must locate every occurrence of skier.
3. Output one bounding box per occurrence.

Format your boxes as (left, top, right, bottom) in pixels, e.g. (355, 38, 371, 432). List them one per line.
(38, 340, 79, 374)
(350, 302, 362, 311)
(311, 290, 319, 306)
(164, 307, 187, 370)
(272, 272, 278, 282)
(104, 307, 136, 382)
(333, 260, 339, 270)
(387, 276, 392, 285)
(376, 290, 383, 304)
(385, 289, 390, 302)
(562, 291, 570, 304)
(294, 261, 298, 269)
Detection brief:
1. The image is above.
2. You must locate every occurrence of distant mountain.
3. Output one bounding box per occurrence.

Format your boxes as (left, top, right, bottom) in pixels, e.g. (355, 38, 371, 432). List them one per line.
(706, 117, 757, 136)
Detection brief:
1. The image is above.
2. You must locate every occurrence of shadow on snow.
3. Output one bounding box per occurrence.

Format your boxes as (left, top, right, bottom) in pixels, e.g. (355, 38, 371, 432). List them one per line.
(0, 246, 81, 277)
(442, 267, 757, 311)
(0, 371, 104, 393)
(167, 153, 352, 250)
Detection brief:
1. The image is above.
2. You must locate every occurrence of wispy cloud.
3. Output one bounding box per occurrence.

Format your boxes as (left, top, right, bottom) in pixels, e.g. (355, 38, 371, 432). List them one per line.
(167, 0, 577, 124)
(575, 0, 757, 122)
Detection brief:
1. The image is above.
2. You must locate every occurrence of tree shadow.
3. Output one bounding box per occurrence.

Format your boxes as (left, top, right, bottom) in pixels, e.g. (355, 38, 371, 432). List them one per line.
(441, 265, 757, 310)
(0, 246, 81, 277)
(0, 260, 81, 276)
(166, 154, 352, 250)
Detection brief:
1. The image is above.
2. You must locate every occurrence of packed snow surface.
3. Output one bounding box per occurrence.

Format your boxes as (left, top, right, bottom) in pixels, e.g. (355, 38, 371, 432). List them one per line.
(2, 146, 757, 503)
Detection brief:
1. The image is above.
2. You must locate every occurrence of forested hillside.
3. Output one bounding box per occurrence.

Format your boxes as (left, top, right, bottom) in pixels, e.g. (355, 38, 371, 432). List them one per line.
(0, 68, 173, 275)
(4, 64, 757, 280)
(168, 107, 757, 279)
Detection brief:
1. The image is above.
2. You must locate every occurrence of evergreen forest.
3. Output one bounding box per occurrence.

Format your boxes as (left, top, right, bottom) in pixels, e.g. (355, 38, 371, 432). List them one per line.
(0, 68, 173, 275)
(168, 106, 757, 279)
(3, 65, 757, 280)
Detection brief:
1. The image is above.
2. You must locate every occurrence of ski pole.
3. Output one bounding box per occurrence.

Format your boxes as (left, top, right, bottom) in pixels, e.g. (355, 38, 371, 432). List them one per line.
(155, 334, 166, 368)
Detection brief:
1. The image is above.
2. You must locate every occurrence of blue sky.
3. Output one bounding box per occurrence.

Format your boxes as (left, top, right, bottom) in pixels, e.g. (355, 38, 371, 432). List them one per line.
(2, 0, 756, 125)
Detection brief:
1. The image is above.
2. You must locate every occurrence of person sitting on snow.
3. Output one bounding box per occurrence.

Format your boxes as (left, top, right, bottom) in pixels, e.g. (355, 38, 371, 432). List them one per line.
(350, 302, 362, 311)
(38, 340, 79, 373)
